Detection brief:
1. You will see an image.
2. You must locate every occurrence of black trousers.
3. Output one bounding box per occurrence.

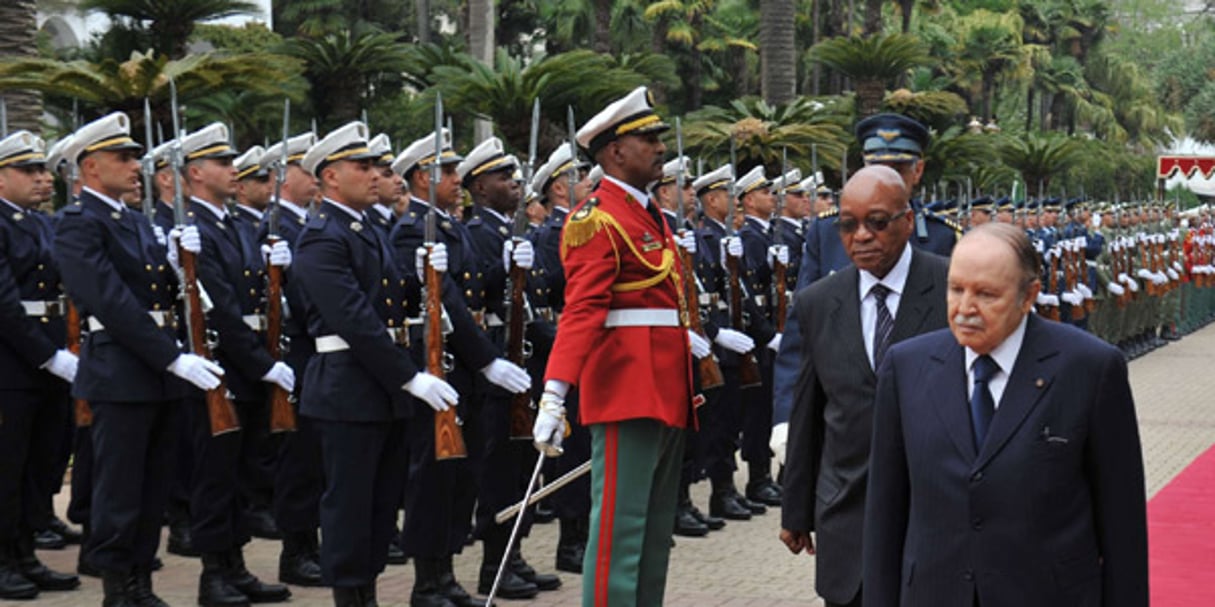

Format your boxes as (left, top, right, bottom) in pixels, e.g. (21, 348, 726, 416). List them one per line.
(314, 417, 408, 588)
(401, 366, 482, 559)
(186, 396, 268, 553)
(272, 411, 323, 534)
(473, 385, 535, 541)
(85, 399, 177, 573)
(67, 424, 92, 526)
(166, 401, 193, 526)
(0, 381, 69, 542)
(700, 366, 747, 485)
(740, 355, 775, 467)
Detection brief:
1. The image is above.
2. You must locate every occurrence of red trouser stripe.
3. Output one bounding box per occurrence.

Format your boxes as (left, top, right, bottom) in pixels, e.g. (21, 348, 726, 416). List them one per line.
(594, 423, 619, 607)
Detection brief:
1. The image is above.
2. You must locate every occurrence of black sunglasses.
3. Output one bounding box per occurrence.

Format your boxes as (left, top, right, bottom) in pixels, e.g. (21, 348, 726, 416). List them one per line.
(836, 208, 911, 234)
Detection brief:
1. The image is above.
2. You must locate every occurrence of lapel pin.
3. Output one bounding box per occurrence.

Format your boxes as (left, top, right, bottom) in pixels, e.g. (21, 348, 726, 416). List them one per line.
(1035, 378, 1045, 388)
(111, 211, 123, 220)
(441, 220, 452, 230)
(12, 212, 24, 221)
(498, 226, 509, 236)
(351, 221, 363, 232)
(216, 221, 226, 230)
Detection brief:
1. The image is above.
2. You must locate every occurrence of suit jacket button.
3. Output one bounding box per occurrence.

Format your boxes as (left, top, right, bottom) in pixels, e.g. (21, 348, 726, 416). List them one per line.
(970, 472, 983, 483)
(962, 570, 974, 582)
(971, 517, 983, 530)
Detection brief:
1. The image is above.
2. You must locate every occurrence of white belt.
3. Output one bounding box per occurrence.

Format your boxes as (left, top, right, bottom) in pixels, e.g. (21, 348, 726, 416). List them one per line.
(87, 311, 174, 332)
(315, 327, 410, 353)
(21, 300, 66, 317)
(242, 314, 268, 332)
(604, 308, 680, 328)
(485, 312, 505, 328)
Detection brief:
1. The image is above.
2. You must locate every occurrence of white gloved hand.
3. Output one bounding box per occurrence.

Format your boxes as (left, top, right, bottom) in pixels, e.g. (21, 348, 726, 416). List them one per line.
(503, 239, 534, 271)
(260, 361, 295, 392)
(1125, 278, 1140, 293)
(153, 225, 167, 246)
(481, 358, 531, 394)
(533, 392, 566, 458)
(1036, 293, 1060, 307)
(1174, 261, 1185, 273)
(41, 349, 79, 383)
(167, 353, 225, 391)
(1137, 268, 1153, 281)
(1117, 272, 1131, 285)
(404, 372, 459, 412)
(713, 328, 755, 354)
(1107, 282, 1125, 296)
(770, 422, 789, 467)
(176, 226, 202, 254)
(262, 240, 292, 268)
(1060, 291, 1083, 306)
(416, 243, 448, 280)
(720, 236, 743, 269)
(677, 230, 697, 254)
(767, 245, 790, 268)
(1167, 268, 1179, 281)
(767, 333, 783, 352)
(687, 330, 711, 358)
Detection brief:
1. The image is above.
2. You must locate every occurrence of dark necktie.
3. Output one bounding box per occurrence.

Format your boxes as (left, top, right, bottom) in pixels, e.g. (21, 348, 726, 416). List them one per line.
(970, 355, 998, 450)
(871, 283, 894, 370)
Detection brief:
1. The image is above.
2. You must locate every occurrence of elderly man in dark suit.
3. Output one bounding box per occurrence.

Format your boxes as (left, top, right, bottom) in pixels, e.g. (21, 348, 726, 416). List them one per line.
(863, 223, 1148, 607)
(780, 164, 950, 607)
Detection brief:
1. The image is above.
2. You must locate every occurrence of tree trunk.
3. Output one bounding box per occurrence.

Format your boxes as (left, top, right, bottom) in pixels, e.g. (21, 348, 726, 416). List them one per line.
(855, 79, 885, 118)
(981, 71, 994, 121)
(593, 0, 612, 53)
(416, 0, 431, 44)
(760, 0, 797, 105)
(1026, 86, 1035, 133)
(468, 0, 496, 141)
(899, 0, 914, 33)
(863, 0, 883, 35)
(811, 0, 821, 95)
(0, 0, 42, 132)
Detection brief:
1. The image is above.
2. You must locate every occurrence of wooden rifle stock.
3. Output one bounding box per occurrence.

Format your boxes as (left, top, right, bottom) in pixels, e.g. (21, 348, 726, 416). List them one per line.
(181, 248, 240, 436)
(264, 237, 296, 433)
(1042, 252, 1060, 322)
(506, 253, 535, 439)
(726, 253, 762, 387)
(677, 245, 723, 391)
(428, 247, 466, 460)
(1065, 245, 1085, 321)
(66, 298, 92, 427)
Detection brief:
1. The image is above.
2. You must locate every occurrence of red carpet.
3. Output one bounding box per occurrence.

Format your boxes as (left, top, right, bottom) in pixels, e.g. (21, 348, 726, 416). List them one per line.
(1149, 443, 1215, 607)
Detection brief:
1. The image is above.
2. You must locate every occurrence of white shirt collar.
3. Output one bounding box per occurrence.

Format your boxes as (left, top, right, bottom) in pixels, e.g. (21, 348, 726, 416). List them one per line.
(190, 196, 228, 220)
(236, 204, 264, 221)
(965, 313, 1029, 382)
(746, 215, 770, 230)
(370, 203, 393, 220)
(858, 242, 913, 300)
(82, 186, 126, 213)
(1, 197, 25, 214)
(707, 217, 727, 231)
(322, 198, 364, 221)
(409, 195, 451, 218)
(603, 175, 652, 209)
(277, 198, 308, 220)
(481, 206, 512, 225)
(779, 216, 802, 229)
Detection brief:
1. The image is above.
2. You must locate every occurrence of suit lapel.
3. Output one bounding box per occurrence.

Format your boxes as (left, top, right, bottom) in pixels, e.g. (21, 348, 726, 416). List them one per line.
(891, 250, 939, 342)
(975, 314, 1058, 469)
(926, 342, 977, 461)
(827, 268, 871, 378)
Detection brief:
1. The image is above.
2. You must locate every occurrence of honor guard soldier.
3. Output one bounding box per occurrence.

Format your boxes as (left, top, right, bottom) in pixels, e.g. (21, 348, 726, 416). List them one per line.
(257, 132, 328, 587)
(460, 138, 562, 598)
(55, 112, 222, 606)
(527, 143, 594, 573)
(651, 156, 694, 232)
(533, 86, 701, 606)
(772, 169, 809, 283)
(177, 123, 294, 607)
(367, 133, 399, 239)
(293, 122, 459, 606)
(0, 131, 81, 600)
(389, 128, 527, 607)
(232, 146, 271, 227)
(147, 141, 180, 237)
(811, 182, 833, 216)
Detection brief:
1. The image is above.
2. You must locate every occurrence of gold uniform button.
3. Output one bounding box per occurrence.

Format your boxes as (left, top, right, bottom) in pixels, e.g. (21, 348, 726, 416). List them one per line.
(386, 298, 393, 306)
(244, 270, 252, 277)
(382, 279, 389, 287)
(250, 289, 257, 296)
(158, 265, 166, 272)
(150, 284, 158, 291)
(145, 264, 153, 272)
(463, 272, 471, 280)
(37, 281, 45, 289)
(153, 303, 162, 310)
(41, 317, 49, 324)
(387, 319, 395, 327)
(465, 290, 473, 298)
(37, 264, 44, 270)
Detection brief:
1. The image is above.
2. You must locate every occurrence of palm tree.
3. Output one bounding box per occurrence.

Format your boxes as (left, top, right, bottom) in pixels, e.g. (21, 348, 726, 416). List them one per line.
(0, 0, 41, 131)
(808, 32, 933, 118)
(760, 0, 797, 105)
(998, 133, 1084, 197)
(278, 30, 411, 128)
(950, 10, 1034, 122)
(681, 96, 851, 175)
(80, 0, 261, 58)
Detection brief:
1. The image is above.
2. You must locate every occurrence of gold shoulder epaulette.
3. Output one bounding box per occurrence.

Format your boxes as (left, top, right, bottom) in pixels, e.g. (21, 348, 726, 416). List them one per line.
(563, 197, 604, 249)
(943, 216, 963, 234)
(817, 207, 839, 219)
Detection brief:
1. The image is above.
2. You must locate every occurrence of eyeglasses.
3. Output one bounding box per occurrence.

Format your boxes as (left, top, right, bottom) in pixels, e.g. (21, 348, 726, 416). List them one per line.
(836, 208, 911, 234)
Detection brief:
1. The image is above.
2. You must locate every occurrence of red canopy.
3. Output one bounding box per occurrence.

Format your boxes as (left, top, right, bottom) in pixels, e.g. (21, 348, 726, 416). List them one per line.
(1158, 156, 1215, 179)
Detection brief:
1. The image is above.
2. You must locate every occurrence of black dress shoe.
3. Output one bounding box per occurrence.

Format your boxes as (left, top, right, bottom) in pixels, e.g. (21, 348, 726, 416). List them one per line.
(508, 551, 560, 591)
(673, 507, 709, 537)
(0, 559, 38, 600)
(476, 566, 537, 600)
(554, 541, 584, 574)
(77, 551, 100, 578)
(167, 522, 199, 557)
(745, 477, 783, 507)
(129, 570, 170, 607)
(198, 555, 249, 607)
(709, 493, 751, 520)
(224, 549, 290, 603)
(151, 557, 162, 571)
(386, 537, 408, 565)
(411, 557, 460, 607)
(736, 493, 767, 515)
(277, 546, 323, 587)
(47, 518, 83, 545)
(242, 509, 281, 541)
(17, 555, 80, 591)
(689, 505, 725, 530)
(102, 570, 135, 607)
(32, 529, 66, 551)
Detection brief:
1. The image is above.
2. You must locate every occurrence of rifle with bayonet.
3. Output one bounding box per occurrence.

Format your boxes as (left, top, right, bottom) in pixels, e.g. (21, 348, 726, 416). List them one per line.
(169, 78, 241, 436)
(505, 98, 540, 440)
(726, 138, 762, 388)
(61, 108, 91, 426)
(771, 147, 789, 333)
(428, 94, 467, 460)
(140, 98, 156, 221)
(675, 118, 723, 390)
(266, 98, 296, 433)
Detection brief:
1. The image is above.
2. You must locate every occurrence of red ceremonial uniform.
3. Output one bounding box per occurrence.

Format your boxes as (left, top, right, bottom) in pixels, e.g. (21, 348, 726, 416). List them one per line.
(545, 179, 695, 429)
